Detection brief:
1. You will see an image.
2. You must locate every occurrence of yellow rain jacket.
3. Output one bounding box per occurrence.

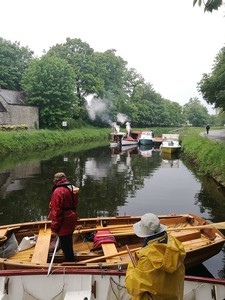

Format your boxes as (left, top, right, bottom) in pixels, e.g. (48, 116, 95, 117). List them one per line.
(125, 233, 186, 300)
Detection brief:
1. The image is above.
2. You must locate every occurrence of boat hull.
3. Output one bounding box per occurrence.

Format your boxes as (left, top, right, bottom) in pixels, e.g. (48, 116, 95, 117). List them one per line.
(160, 145, 181, 154)
(121, 138, 138, 146)
(139, 138, 153, 145)
(0, 269, 225, 300)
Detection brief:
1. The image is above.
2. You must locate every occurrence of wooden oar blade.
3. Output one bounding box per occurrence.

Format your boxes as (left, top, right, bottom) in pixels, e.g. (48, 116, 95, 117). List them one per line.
(213, 222, 225, 230)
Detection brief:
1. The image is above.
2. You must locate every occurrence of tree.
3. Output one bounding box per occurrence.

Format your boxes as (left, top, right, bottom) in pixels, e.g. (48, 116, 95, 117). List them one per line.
(193, 0, 223, 12)
(161, 100, 183, 126)
(0, 38, 33, 90)
(183, 98, 209, 126)
(21, 55, 77, 129)
(198, 47, 225, 111)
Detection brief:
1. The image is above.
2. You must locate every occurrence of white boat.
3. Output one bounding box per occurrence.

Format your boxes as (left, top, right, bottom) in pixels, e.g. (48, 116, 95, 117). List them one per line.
(139, 130, 154, 145)
(121, 131, 141, 146)
(160, 134, 181, 154)
(0, 268, 225, 300)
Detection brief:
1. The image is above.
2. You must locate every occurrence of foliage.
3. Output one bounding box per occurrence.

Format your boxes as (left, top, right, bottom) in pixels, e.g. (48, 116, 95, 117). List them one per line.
(180, 127, 225, 186)
(193, 0, 223, 12)
(0, 124, 28, 131)
(0, 37, 33, 90)
(183, 97, 209, 126)
(46, 38, 102, 108)
(0, 128, 110, 156)
(21, 55, 77, 129)
(198, 47, 225, 111)
(2, 35, 220, 129)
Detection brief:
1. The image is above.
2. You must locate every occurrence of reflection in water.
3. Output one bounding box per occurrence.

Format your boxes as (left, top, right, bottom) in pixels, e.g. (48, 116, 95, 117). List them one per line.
(160, 152, 180, 168)
(0, 144, 225, 278)
(138, 145, 154, 158)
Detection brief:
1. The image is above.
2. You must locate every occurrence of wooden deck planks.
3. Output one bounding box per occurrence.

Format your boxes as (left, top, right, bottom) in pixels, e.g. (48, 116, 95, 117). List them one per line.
(31, 228, 52, 264)
(101, 243, 121, 263)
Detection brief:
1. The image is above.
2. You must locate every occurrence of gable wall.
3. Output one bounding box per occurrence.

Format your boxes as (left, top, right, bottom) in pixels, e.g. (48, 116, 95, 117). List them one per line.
(0, 94, 39, 129)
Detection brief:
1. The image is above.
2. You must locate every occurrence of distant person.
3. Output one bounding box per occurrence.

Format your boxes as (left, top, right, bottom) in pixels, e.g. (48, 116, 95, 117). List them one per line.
(206, 124, 210, 134)
(125, 213, 186, 300)
(48, 172, 79, 262)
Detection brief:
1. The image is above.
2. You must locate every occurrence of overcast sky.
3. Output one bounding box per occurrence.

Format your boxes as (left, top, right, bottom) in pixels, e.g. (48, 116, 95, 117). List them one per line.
(1, 0, 225, 114)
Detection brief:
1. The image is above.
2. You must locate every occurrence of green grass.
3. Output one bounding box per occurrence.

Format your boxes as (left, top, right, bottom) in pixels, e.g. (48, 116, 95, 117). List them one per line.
(180, 127, 225, 187)
(0, 128, 110, 156)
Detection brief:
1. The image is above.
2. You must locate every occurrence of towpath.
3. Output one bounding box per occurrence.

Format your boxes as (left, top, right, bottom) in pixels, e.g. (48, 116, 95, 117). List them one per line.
(200, 129, 225, 143)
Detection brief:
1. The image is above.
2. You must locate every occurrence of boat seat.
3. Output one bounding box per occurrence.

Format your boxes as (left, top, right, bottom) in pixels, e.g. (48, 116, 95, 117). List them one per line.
(170, 230, 201, 242)
(101, 243, 121, 263)
(31, 227, 52, 264)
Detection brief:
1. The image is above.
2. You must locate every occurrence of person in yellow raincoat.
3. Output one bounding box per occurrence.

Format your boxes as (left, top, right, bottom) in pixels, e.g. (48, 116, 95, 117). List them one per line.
(125, 213, 186, 300)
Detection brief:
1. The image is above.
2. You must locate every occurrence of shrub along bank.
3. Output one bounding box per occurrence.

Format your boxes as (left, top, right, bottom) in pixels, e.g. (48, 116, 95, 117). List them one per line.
(0, 128, 110, 156)
(180, 128, 225, 187)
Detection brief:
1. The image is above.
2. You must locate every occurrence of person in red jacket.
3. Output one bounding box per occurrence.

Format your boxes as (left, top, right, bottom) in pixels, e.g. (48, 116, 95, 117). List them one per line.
(48, 172, 79, 262)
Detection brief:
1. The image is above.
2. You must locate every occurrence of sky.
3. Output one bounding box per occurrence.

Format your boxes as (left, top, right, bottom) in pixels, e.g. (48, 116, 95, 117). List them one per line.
(1, 0, 225, 114)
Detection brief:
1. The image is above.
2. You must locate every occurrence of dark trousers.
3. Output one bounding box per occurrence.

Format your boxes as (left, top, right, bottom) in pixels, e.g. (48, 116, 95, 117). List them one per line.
(59, 233, 75, 262)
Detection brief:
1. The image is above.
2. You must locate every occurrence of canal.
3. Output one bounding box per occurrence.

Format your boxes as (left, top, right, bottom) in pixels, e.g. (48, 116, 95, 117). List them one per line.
(0, 142, 225, 278)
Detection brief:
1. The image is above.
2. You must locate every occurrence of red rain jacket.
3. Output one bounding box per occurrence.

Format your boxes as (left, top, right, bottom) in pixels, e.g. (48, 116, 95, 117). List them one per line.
(48, 178, 78, 236)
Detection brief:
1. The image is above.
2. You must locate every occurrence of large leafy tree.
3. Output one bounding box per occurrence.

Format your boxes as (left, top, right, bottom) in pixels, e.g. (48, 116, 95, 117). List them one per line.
(198, 47, 225, 111)
(183, 98, 209, 126)
(47, 38, 103, 101)
(161, 100, 183, 126)
(0, 37, 33, 90)
(193, 0, 223, 12)
(21, 55, 76, 129)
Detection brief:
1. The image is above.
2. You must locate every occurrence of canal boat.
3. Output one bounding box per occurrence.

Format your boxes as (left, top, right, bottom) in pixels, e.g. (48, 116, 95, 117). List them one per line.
(109, 131, 126, 147)
(160, 133, 181, 154)
(0, 268, 225, 300)
(121, 131, 141, 146)
(139, 130, 154, 145)
(0, 214, 224, 271)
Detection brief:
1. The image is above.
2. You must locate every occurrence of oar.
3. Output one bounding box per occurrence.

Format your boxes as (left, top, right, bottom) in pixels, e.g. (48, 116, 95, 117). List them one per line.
(47, 236, 59, 276)
(167, 222, 225, 230)
(93, 222, 225, 238)
(74, 224, 134, 234)
(76, 247, 140, 264)
(126, 245, 137, 266)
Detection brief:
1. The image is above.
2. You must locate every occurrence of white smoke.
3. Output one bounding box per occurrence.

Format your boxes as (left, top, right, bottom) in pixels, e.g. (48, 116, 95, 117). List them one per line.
(116, 113, 128, 124)
(85, 95, 129, 129)
(86, 96, 108, 120)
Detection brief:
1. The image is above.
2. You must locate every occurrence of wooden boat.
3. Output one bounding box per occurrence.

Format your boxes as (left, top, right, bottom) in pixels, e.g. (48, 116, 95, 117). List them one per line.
(139, 130, 154, 145)
(0, 214, 224, 271)
(121, 131, 141, 146)
(160, 133, 181, 154)
(0, 268, 225, 300)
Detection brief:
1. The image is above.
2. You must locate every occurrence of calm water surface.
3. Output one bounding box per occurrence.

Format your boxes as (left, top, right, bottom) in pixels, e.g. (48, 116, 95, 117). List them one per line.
(0, 143, 225, 278)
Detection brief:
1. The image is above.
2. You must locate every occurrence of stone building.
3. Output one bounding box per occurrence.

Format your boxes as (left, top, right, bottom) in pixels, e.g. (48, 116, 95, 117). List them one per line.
(0, 89, 39, 129)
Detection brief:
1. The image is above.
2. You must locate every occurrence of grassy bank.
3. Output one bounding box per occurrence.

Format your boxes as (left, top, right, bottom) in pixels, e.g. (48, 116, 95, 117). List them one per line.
(0, 128, 110, 156)
(180, 128, 225, 187)
(0, 127, 169, 156)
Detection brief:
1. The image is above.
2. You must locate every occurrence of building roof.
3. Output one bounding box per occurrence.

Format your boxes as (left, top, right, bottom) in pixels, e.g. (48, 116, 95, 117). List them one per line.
(0, 89, 26, 105)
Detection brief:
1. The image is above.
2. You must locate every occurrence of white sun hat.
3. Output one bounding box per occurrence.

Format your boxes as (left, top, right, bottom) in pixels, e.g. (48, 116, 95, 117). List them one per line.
(133, 213, 167, 238)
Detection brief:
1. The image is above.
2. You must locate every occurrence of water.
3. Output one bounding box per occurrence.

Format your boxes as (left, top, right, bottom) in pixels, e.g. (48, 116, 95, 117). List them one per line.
(0, 143, 225, 278)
